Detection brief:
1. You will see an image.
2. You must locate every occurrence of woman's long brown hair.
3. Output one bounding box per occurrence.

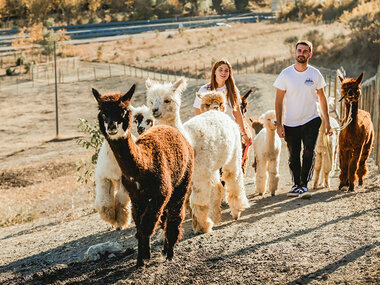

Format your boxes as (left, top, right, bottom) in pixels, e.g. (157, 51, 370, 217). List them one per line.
(210, 59, 239, 110)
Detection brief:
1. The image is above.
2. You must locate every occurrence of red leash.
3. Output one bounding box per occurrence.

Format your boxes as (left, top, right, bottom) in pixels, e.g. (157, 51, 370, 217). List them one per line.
(242, 138, 252, 166)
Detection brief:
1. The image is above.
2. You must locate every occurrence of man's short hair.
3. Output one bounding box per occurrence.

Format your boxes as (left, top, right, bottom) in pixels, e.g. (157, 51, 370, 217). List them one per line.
(296, 40, 313, 53)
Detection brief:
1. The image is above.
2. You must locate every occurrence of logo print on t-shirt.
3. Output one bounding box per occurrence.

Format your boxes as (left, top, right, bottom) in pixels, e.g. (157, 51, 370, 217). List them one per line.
(304, 78, 314, 86)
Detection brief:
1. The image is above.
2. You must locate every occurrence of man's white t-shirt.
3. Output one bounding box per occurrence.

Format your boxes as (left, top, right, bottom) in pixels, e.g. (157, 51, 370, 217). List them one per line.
(273, 65, 326, 127)
(193, 83, 240, 120)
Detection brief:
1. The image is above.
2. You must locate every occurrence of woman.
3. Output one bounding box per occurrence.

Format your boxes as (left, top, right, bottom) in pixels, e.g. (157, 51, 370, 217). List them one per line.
(193, 59, 252, 144)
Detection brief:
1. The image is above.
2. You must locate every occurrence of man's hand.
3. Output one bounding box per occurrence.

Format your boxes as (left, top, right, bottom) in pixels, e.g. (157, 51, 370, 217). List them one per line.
(277, 125, 285, 138)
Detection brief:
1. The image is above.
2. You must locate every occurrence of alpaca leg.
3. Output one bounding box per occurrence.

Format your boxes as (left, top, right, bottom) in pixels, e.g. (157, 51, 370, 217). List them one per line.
(338, 150, 350, 190)
(222, 159, 250, 220)
(255, 159, 267, 195)
(165, 175, 190, 260)
(313, 152, 322, 189)
(190, 180, 213, 234)
(115, 180, 132, 229)
(357, 135, 373, 185)
(268, 159, 280, 196)
(184, 185, 192, 217)
(208, 171, 224, 225)
(95, 178, 117, 226)
(322, 152, 332, 189)
(347, 148, 362, 192)
(138, 193, 167, 263)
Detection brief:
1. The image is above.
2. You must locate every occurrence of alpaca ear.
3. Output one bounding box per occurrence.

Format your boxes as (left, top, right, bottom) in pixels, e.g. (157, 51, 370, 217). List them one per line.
(145, 78, 153, 89)
(338, 76, 344, 82)
(172, 77, 187, 94)
(243, 89, 252, 100)
(356, 72, 364, 85)
(121, 84, 136, 102)
(92, 88, 101, 102)
(196, 93, 203, 100)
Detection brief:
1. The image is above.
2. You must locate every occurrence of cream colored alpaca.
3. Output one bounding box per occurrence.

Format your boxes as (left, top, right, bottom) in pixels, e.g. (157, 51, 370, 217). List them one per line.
(146, 78, 249, 234)
(313, 116, 339, 189)
(94, 105, 154, 229)
(196, 90, 226, 113)
(253, 110, 281, 196)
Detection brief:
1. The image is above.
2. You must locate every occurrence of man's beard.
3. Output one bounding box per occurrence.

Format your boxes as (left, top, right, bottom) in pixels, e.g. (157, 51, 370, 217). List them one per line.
(296, 56, 307, 64)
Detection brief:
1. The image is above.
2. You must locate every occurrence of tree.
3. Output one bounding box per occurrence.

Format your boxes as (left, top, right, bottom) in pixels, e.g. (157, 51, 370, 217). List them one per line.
(212, 0, 222, 13)
(234, 0, 249, 11)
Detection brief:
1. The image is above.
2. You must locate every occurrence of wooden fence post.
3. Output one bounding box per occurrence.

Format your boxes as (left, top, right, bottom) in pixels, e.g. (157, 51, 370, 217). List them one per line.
(109, 63, 112, 77)
(263, 58, 266, 73)
(93, 67, 96, 80)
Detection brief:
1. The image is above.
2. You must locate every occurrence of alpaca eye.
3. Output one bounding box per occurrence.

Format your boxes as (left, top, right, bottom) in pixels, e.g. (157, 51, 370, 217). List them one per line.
(206, 104, 210, 107)
(146, 119, 152, 125)
(164, 99, 171, 104)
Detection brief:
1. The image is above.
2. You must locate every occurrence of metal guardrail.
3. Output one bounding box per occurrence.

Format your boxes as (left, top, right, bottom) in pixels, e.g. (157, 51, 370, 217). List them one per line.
(0, 13, 275, 49)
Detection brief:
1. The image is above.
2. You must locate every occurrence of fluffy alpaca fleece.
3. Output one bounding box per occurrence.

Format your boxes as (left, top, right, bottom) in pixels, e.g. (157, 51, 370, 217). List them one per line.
(338, 73, 374, 192)
(196, 90, 226, 113)
(146, 78, 249, 234)
(253, 110, 281, 196)
(94, 104, 155, 229)
(93, 85, 194, 267)
(313, 116, 339, 189)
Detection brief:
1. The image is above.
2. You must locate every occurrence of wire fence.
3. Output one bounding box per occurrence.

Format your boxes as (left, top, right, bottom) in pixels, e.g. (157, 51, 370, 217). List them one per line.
(2, 54, 379, 171)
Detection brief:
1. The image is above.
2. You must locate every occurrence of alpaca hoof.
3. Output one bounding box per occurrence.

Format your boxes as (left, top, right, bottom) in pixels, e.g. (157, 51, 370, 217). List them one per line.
(271, 193, 275, 196)
(358, 179, 363, 186)
(340, 185, 349, 192)
(136, 259, 144, 268)
(232, 211, 241, 220)
(116, 226, 121, 231)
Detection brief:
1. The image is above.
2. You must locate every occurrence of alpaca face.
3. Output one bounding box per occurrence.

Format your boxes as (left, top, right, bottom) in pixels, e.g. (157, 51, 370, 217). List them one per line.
(131, 105, 155, 135)
(197, 91, 226, 113)
(92, 85, 135, 140)
(339, 72, 364, 103)
(260, 110, 277, 131)
(145, 78, 187, 122)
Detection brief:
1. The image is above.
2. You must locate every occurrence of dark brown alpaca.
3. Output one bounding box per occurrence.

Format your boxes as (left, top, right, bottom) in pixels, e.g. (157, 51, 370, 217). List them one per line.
(240, 88, 257, 174)
(338, 72, 374, 192)
(92, 85, 194, 267)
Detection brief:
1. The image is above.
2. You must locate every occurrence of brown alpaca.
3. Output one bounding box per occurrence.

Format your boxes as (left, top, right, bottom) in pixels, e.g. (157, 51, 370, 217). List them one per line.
(338, 72, 374, 192)
(196, 90, 226, 113)
(92, 85, 194, 267)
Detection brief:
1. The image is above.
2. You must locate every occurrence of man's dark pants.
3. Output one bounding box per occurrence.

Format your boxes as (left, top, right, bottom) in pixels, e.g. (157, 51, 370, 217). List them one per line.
(284, 117, 322, 187)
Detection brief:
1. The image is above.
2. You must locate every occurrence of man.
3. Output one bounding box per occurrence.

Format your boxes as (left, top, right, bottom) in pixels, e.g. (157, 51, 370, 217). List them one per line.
(274, 40, 331, 198)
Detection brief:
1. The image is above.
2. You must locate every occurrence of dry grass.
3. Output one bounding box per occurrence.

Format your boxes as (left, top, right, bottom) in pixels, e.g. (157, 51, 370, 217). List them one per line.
(64, 21, 348, 76)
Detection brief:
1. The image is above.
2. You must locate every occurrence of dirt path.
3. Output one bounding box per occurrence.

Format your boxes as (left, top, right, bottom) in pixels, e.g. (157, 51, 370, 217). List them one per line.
(0, 72, 379, 284)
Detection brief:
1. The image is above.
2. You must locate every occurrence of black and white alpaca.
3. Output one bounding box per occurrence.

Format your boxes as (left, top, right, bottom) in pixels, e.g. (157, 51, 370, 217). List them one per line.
(93, 85, 194, 267)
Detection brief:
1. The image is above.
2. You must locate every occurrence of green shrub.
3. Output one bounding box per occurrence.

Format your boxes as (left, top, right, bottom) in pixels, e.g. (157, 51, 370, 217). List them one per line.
(76, 119, 104, 185)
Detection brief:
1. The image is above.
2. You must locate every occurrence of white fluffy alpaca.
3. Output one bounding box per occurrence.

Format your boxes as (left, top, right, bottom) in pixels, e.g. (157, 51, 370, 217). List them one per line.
(313, 116, 339, 189)
(145, 78, 249, 234)
(94, 104, 154, 229)
(253, 110, 281, 196)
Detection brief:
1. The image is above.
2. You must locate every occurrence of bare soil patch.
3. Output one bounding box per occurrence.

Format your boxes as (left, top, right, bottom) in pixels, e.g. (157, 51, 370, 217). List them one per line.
(0, 71, 379, 284)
